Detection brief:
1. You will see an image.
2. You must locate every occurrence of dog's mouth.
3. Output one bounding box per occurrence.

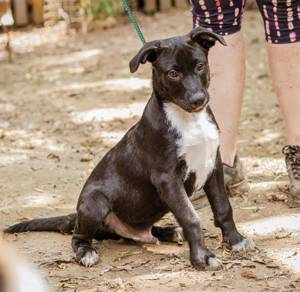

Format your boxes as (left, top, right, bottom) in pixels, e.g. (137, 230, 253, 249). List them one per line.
(191, 102, 208, 113)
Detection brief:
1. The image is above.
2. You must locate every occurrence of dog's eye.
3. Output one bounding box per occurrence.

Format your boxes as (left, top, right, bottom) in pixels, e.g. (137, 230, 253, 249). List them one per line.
(167, 70, 181, 81)
(195, 63, 205, 73)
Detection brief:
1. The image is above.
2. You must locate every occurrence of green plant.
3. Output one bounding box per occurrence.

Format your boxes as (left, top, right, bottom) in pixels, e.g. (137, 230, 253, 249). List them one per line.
(81, 0, 120, 19)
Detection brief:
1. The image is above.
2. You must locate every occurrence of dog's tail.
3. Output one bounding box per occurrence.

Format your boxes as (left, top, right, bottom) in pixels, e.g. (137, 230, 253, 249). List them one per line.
(4, 213, 76, 234)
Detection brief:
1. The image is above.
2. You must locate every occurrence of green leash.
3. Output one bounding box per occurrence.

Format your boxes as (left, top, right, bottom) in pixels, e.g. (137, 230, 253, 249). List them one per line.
(122, 0, 146, 45)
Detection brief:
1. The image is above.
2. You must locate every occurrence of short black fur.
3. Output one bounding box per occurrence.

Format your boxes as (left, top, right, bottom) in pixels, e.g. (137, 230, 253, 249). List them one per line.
(4, 27, 253, 270)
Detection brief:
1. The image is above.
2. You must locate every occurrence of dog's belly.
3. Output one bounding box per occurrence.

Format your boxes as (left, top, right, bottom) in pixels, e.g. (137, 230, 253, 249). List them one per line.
(104, 212, 159, 244)
(103, 188, 168, 243)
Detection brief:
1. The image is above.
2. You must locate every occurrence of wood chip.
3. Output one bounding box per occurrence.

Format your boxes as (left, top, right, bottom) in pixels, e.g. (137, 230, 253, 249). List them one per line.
(16, 216, 33, 221)
(47, 153, 61, 162)
(80, 154, 94, 162)
(241, 271, 257, 279)
(275, 232, 292, 239)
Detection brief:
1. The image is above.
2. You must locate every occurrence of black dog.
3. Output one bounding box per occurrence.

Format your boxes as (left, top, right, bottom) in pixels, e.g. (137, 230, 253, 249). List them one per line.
(5, 27, 255, 270)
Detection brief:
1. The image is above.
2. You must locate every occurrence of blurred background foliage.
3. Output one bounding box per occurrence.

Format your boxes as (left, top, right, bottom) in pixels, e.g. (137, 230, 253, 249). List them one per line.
(80, 0, 122, 20)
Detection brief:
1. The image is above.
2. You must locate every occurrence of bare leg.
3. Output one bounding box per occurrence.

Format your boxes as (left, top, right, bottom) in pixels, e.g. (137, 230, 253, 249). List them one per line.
(267, 42, 300, 145)
(209, 32, 246, 166)
(267, 42, 300, 203)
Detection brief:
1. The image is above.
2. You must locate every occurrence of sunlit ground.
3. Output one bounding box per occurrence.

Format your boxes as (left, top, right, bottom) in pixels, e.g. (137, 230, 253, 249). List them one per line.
(239, 214, 300, 274)
(270, 248, 300, 274)
(0, 194, 61, 211)
(98, 130, 126, 143)
(239, 213, 300, 236)
(0, 23, 67, 56)
(71, 101, 146, 123)
(58, 77, 150, 93)
(32, 48, 103, 67)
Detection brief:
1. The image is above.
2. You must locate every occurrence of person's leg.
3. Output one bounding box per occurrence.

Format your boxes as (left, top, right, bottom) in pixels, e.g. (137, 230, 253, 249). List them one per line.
(193, 0, 246, 167)
(257, 0, 300, 203)
(267, 43, 300, 146)
(192, 0, 249, 195)
(210, 33, 250, 194)
(268, 44, 300, 204)
(208, 32, 245, 166)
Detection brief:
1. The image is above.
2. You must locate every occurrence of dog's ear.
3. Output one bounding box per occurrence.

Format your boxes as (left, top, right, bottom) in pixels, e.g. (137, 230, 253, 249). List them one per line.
(129, 41, 166, 73)
(190, 27, 227, 50)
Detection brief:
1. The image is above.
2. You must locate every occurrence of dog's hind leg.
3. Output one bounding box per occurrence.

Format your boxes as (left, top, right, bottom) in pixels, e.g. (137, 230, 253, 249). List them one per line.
(94, 230, 122, 241)
(72, 193, 110, 267)
(151, 226, 184, 244)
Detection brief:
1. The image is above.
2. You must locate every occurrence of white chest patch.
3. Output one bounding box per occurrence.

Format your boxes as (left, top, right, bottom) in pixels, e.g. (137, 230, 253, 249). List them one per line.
(164, 103, 220, 190)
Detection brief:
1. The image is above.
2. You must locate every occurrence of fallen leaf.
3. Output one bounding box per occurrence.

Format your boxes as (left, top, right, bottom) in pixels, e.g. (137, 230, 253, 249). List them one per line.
(241, 270, 256, 279)
(240, 206, 266, 211)
(80, 154, 94, 162)
(205, 233, 218, 239)
(266, 263, 280, 269)
(267, 193, 287, 202)
(275, 232, 292, 239)
(143, 243, 184, 256)
(30, 166, 42, 171)
(47, 153, 61, 162)
(253, 257, 267, 265)
(241, 261, 256, 269)
(80, 288, 100, 292)
(221, 285, 234, 289)
(33, 188, 45, 193)
(114, 250, 142, 261)
(17, 216, 33, 221)
(223, 259, 242, 268)
(288, 251, 298, 258)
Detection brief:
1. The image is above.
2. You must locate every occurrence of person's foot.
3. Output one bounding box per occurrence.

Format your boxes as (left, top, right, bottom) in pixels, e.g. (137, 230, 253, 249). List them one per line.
(223, 155, 250, 196)
(191, 154, 249, 206)
(282, 145, 300, 206)
(190, 189, 206, 209)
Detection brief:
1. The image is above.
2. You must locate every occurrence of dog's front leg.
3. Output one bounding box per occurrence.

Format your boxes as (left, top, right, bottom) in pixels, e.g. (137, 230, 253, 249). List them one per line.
(152, 173, 222, 270)
(204, 151, 255, 252)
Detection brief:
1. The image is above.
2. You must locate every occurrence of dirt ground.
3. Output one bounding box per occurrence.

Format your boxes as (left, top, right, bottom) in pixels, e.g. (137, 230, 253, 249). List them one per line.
(1, 7, 300, 292)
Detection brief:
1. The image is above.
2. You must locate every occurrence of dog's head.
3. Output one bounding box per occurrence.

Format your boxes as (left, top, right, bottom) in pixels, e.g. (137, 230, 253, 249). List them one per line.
(129, 27, 226, 113)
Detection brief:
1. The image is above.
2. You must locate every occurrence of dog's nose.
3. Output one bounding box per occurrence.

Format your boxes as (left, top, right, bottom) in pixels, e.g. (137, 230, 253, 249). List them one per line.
(190, 91, 207, 108)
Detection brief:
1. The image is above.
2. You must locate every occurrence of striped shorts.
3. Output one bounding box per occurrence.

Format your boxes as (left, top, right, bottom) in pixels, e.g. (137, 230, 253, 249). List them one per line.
(192, 0, 300, 44)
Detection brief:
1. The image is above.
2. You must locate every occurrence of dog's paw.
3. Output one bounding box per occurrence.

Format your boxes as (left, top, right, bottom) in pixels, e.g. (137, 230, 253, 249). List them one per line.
(80, 250, 99, 267)
(191, 255, 222, 271)
(172, 227, 184, 244)
(207, 257, 222, 270)
(232, 237, 255, 252)
(76, 247, 99, 267)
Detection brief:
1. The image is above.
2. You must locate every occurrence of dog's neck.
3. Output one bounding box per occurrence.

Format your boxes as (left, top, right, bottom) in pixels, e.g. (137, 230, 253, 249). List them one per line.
(163, 102, 206, 121)
(150, 90, 206, 119)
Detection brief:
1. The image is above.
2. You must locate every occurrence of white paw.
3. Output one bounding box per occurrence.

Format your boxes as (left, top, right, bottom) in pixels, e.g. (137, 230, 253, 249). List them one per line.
(80, 250, 99, 267)
(232, 237, 255, 252)
(172, 227, 184, 244)
(207, 257, 222, 270)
